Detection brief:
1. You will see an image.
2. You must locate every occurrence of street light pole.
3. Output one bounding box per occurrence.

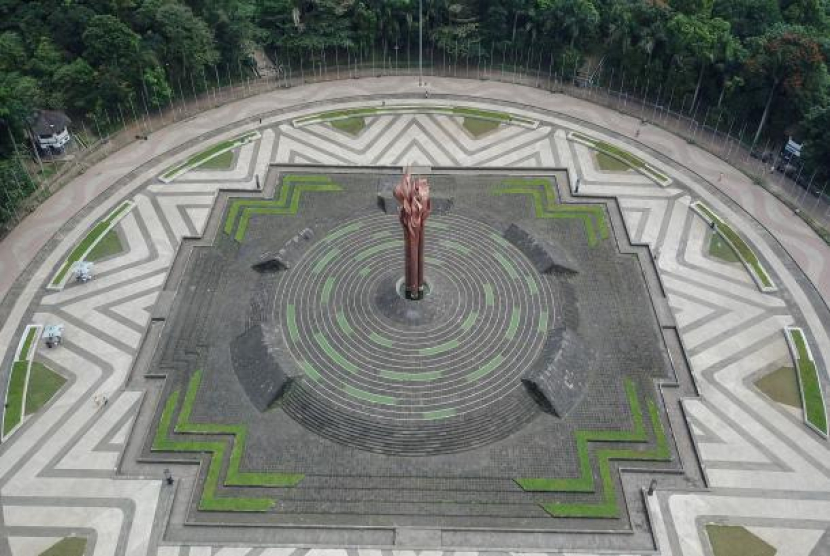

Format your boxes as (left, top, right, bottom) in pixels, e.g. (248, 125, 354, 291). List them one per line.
(419, 0, 423, 86)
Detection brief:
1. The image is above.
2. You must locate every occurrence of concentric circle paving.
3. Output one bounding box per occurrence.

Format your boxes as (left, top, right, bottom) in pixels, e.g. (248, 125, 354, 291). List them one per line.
(277, 213, 555, 454)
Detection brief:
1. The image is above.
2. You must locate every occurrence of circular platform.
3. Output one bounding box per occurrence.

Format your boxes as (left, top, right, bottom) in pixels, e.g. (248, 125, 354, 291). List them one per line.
(276, 213, 554, 454)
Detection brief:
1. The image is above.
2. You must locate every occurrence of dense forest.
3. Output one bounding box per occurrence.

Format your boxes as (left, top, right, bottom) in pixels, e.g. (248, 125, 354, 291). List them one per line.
(1, 0, 829, 227)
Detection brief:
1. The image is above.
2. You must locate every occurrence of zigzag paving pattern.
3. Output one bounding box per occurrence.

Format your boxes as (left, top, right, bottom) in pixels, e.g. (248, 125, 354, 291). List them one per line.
(0, 78, 828, 556)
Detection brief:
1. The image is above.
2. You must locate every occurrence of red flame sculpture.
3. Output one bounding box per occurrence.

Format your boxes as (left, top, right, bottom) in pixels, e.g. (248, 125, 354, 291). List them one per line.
(394, 170, 431, 300)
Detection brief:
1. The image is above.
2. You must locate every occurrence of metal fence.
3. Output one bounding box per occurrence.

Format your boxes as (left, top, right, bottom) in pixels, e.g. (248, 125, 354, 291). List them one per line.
(6, 47, 828, 242)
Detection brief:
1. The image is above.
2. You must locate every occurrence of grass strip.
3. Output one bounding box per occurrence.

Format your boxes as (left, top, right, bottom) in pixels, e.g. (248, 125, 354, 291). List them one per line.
(18, 326, 37, 361)
(2, 361, 28, 436)
(571, 132, 668, 182)
(379, 370, 443, 382)
(789, 328, 828, 434)
(163, 132, 256, 179)
(696, 203, 773, 288)
(51, 201, 133, 286)
(494, 178, 608, 247)
(153, 371, 304, 512)
(295, 105, 535, 126)
(224, 175, 342, 242)
(86, 229, 124, 261)
(517, 379, 671, 518)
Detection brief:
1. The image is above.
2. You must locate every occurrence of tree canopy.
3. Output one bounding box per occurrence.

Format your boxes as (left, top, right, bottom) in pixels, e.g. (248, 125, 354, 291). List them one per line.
(0, 0, 828, 225)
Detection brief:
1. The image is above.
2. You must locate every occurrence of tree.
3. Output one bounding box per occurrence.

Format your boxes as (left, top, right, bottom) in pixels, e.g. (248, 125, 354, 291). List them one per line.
(712, 0, 782, 39)
(667, 13, 736, 111)
(800, 104, 830, 182)
(52, 58, 97, 113)
(152, 2, 219, 75)
(82, 14, 140, 69)
(743, 24, 828, 146)
(535, 0, 600, 49)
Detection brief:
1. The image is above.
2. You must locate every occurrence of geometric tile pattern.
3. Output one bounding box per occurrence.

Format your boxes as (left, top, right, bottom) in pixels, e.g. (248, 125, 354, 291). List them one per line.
(0, 86, 827, 556)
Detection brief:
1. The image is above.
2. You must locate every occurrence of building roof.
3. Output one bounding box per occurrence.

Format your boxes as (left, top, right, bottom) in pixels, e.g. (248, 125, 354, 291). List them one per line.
(29, 110, 71, 136)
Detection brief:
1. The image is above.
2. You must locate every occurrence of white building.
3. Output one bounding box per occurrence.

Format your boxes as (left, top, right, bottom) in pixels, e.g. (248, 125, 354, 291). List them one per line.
(29, 110, 72, 153)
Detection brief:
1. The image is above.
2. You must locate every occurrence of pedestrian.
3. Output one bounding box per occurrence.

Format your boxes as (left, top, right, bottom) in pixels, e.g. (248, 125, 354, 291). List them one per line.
(635, 127, 641, 138)
(575, 177, 581, 193)
(718, 172, 724, 183)
(259, 118, 262, 124)
(256, 174, 261, 190)
(424, 89, 429, 99)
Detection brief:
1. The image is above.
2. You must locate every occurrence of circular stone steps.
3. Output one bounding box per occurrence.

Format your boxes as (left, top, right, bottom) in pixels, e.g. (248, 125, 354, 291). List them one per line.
(282, 381, 539, 455)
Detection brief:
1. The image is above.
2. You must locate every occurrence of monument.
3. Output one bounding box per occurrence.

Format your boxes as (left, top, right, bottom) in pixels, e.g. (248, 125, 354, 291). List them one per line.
(393, 170, 431, 300)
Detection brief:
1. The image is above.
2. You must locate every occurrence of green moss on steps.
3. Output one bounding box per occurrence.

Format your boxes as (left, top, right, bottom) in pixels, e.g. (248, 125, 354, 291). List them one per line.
(153, 371, 304, 512)
(516, 379, 671, 518)
(493, 177, 609, 247)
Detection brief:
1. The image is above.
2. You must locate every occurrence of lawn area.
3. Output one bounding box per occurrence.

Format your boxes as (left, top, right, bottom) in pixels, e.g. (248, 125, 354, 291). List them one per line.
(24, 362, 66, 416)
(86, 229, 123, 262)
(789, 328, 828, 434)
(708, 232, 741, 263)
(197, 149, 234, 170)
(706, 525, 775, 556)
(39, 537, 87, 556)
(50, 200, 133, 287)
(3, 361, 28, 436)
(755, 366, 801, 408)
(695, 203, 773, 289)
(463, 117, 500, 137)
(595, 152, 631, 172)
(331, 116, 366, 135)
(571, 132, 669, 182)
(162, 131, 257, 179)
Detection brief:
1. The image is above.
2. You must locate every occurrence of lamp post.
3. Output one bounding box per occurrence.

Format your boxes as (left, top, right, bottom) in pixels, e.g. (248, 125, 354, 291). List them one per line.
(418, 0, 423, 86)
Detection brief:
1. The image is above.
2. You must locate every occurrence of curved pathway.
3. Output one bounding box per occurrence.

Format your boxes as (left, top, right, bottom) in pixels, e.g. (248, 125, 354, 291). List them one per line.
(0, 77, 828, 556)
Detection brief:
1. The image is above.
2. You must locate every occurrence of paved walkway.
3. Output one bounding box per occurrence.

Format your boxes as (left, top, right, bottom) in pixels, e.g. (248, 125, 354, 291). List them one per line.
(0, 77, 828, 556)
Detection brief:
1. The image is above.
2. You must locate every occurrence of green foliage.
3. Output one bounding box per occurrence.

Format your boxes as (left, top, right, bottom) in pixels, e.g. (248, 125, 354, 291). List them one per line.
(800, 104, 830, 182)
(82, 15, 140, 68)
(493, 177, 609, 246)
